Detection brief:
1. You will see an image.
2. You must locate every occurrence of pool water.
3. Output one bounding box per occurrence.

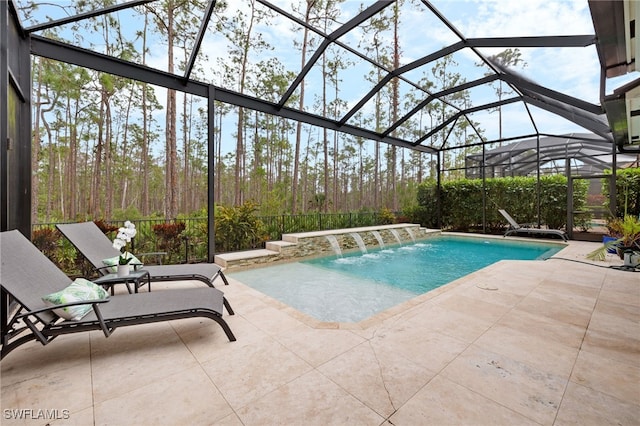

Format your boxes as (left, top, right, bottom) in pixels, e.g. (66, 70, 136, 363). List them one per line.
(228, 236, 563, 323)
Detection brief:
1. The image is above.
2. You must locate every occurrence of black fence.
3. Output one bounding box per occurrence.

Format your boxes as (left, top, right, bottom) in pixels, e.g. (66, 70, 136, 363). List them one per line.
(260, 212, 383, 240)
(33, 212, 387, 266)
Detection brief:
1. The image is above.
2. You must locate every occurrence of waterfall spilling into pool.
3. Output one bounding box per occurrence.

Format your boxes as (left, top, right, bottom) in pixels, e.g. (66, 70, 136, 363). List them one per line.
(325, 235, 342, 257)
(371, 230, 385, 248)
(390, 229, 403, 245)
(350, 232, 368, 253)
(405, 227, 416, 242)
(229, 235, 563, 323)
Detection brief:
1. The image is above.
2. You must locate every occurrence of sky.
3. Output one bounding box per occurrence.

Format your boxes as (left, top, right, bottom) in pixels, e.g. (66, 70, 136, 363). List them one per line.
(17, 0, 638, 156)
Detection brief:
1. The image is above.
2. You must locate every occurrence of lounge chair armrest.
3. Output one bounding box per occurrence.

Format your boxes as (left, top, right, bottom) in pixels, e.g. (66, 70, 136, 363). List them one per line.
(15, 298, 110, 320)
(96, 265, 114, 273)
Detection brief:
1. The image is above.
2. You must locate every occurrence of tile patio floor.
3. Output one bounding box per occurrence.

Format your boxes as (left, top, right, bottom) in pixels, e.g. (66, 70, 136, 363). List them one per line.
(1, 239, 639, 425)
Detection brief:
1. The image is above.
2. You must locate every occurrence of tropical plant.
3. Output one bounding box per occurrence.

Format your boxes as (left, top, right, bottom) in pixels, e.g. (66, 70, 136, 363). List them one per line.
(152, 221, 186, 262)
(587, 214, 640, 261)
(215, 201, 266, 252)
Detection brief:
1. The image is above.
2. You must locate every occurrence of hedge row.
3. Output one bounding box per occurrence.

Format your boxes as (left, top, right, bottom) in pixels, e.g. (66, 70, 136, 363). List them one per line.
(603, 167, 640, 217)
(410, 175, 589, 231)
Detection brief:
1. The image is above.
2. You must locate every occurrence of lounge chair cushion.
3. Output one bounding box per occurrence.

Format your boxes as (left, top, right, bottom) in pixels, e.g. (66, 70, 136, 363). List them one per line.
(102, 253, 143, 273)
(42, 278, 109, 320)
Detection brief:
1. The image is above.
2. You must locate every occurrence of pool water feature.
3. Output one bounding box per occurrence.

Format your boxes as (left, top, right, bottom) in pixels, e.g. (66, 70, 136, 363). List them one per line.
(350, 232, 368, 253)
(371, 230, 385, 248)
(228, 235, 563, 323)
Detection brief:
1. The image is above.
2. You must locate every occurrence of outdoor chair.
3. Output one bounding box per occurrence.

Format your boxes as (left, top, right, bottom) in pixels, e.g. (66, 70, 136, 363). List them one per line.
(57, 222, 234, 314)
(498, 209, 568, 241)
(0, 230, 235, 360)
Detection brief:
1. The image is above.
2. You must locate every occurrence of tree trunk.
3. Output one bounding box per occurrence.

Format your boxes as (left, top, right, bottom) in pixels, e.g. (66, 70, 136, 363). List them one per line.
(165, 2, 178, 218)
(31, 58, 43, 223)
(292, 1, 314, 213)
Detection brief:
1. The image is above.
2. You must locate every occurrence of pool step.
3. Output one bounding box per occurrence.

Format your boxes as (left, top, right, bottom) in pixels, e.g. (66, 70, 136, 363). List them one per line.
(214, 240, 296, 269)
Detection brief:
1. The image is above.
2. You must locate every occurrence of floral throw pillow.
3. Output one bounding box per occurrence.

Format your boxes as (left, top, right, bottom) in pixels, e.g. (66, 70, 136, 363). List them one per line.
(101, 253, 143, 273)
(42, 278, 109, 321)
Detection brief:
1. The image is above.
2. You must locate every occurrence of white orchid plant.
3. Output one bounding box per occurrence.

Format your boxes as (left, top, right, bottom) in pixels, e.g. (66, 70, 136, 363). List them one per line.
(112, 221, 137, 265)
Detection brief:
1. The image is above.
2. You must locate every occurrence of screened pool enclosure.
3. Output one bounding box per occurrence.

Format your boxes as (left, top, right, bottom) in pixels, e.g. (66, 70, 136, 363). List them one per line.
(1, 0, 639, 260)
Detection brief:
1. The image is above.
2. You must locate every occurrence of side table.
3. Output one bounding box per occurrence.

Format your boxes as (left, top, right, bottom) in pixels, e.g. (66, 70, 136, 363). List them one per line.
(94, 270, 151, 295)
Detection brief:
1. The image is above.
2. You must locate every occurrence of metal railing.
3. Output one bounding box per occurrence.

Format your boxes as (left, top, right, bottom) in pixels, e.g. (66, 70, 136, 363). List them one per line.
(33, 212, 387, 265)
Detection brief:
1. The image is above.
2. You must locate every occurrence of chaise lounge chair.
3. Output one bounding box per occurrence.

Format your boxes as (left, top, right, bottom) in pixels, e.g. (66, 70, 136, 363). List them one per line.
(56, 221, 234, 314)
(498, 209, 568, 241)
(0, 230, 235, 360)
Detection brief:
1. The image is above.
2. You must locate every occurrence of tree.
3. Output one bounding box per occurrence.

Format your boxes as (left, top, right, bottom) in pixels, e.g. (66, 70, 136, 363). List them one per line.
(359, 5, 393, 210)
(220, 0, 273, 206)
(481, 48, 526, 144)
(291, 0, 318, 214)
(146, 0, 202, 218)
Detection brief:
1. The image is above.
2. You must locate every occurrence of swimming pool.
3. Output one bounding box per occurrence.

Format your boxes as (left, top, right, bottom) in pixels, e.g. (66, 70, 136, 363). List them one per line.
(228, 235, 563, 323)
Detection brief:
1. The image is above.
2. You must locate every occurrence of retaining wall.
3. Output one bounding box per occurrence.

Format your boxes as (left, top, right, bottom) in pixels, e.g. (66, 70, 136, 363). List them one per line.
(215, 224, 440, 270)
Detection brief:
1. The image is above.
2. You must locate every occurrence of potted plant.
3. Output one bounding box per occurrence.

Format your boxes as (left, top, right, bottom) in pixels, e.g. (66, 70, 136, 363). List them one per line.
(588, 215, 640, 262)
(112, 221, 137, 276)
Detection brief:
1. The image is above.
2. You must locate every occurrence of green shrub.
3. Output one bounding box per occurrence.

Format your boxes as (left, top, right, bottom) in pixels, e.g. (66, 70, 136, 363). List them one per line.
(603, 167, 640, 217)
(378, 208, 396, 225)
(215, 201, 266, 252)
(416, 175, 588, 231)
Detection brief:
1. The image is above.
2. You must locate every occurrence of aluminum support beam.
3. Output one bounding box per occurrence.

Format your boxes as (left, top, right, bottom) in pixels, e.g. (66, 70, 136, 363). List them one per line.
(30, 35, 436, 154)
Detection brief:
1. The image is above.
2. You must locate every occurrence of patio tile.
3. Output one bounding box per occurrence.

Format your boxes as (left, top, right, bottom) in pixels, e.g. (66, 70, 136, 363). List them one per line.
(570, 350, 640, 404)
(581, 327, 640, 368)
(241, 303, 306, 336)
(514, 292, 593, 328)
(431, 294, 511, 324)
(372, 324, 469, 373)
(2, 240, 638, 425)
(441, 344, 567, 425)
(0, 333, 90, 387)
(555, 381, 640, 426)
(544, 262, 607, 289)
(525, 283, 598, 315)
(212, 412, 245, 426)
(317, 340, 437, 417)
(200, 334, 313, 410)
(235, 370, 385, 425)
(63, 407, 96, 426)
(497, 308, 586, 349)
(1, 361, 93, 425)
(596, 292, 640, 323)
(399, 302, 493, 344)
(389, 375, 539, 426)
(601, 269, 640, 295)
(535, 278, 602, 301)
(178, 315, 266, 364)
(275, 324, 366, 367)
(89, 323, 200, 403)
(587, 299, 640, 354)
(456, 279, 529, 308)
(478, 272, 542, 295)
(473, 323, 579, 378)
(94, 366, 233, 425)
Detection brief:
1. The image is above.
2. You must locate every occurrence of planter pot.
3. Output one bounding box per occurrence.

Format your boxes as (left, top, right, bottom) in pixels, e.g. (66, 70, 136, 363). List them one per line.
(616, 246, 637, 261)
(117, 264, 130, 277)
(626, 251, 640, 267)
